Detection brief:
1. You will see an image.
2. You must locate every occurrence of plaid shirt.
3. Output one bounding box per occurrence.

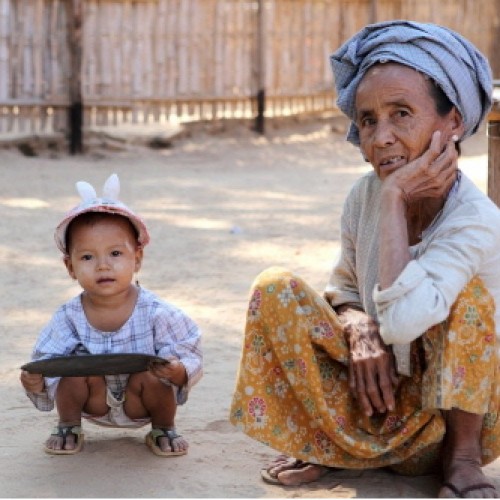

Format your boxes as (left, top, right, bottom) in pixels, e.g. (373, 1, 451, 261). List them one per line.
(26, 287, 202, 411)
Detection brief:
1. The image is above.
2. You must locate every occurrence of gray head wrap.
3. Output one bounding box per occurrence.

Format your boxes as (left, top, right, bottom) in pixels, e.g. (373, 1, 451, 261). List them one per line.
(330, 20, 493, 145)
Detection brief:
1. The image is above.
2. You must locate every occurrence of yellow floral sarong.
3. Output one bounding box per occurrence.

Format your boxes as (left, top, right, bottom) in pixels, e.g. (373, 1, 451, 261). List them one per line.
(230, 267, 500, 474)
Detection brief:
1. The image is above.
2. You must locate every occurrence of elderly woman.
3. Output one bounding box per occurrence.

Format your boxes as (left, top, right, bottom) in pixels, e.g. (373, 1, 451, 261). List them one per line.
(230, 21, 500, 498)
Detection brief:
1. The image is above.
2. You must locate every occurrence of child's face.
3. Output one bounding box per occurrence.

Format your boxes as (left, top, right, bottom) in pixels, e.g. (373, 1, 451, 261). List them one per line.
(64, 216, 143, 298)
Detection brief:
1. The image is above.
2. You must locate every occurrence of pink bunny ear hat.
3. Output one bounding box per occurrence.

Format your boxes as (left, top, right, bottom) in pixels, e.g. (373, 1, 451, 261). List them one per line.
(54, 173, 150, 254)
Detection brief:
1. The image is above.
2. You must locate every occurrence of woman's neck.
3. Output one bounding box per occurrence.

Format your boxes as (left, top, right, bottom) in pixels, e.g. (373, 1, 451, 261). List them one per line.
(406, 197, 445, 245)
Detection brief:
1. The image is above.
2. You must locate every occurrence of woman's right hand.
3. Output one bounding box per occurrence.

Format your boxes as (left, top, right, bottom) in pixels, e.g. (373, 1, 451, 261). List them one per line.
(20, 370, 45, 394)
(337, 305, 398, 416)
(382, 130, 458, 205)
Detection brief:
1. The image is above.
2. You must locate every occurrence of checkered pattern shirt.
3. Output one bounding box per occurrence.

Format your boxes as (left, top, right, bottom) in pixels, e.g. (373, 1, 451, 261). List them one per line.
(26, 287, 202, 411)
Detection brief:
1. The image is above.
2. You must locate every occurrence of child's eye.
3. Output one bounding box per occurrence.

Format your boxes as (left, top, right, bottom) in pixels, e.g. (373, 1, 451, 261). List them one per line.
(111, 250, 122, 257)
(81, 254, 93, 261)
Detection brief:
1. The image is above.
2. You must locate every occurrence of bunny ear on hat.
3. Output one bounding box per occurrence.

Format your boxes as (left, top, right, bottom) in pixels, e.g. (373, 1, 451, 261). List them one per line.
(54, 173, 150, 254)
(76, 181, 97, 202)
(102, 173, 120, 200)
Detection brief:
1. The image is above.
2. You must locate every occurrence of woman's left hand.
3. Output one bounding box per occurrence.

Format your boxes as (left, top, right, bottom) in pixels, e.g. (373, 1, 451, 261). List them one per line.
(338, 306, 399, 416)
(149, 357, 187, 386)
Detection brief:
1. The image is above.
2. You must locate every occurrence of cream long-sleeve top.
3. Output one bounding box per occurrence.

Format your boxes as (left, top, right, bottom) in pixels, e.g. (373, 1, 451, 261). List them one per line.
(324, 171, 500, 376)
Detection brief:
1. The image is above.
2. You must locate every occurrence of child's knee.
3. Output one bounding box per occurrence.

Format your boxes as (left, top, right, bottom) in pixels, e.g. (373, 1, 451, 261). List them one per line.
(57, 375, 105, 394)
(128, 371, 173, 395)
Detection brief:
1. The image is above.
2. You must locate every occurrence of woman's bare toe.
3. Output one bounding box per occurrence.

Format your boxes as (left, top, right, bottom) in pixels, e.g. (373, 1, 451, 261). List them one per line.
(262, 455, 329, 486)
(275, 463, 328, 486)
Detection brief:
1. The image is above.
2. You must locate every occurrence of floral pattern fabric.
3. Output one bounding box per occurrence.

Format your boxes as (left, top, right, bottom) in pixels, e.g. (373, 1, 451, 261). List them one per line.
(230, 267, 499, 474)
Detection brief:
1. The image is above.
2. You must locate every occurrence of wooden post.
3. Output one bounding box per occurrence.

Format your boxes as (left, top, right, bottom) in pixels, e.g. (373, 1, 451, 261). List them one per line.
(254, 0, 265, 134)
(68, 0, 83, 154)
(488, 89, 500, 206)
(370, 0, 378, 23)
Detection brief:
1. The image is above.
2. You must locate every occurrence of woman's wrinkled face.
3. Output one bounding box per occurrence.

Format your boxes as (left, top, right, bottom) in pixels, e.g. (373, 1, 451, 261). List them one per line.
(355, 63, 458, 180)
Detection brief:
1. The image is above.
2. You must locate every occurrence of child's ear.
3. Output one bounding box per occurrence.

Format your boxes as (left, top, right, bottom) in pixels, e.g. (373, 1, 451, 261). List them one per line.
(64, 255, 76, 280)
(134, 247, 144, 273)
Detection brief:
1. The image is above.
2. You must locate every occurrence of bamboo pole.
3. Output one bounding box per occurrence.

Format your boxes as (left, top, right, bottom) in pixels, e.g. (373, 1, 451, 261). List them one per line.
(0, 0, 9, 101)
(488, 90, 500, 207)
(255, 0, 265, 133)
(370, 0, 377, 22)
(68, 0, 83, 153)
(33, 0, 43, 98)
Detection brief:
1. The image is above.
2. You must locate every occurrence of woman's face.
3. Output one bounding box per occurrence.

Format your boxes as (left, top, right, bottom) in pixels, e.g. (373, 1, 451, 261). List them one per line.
(355, 63, 461, 180)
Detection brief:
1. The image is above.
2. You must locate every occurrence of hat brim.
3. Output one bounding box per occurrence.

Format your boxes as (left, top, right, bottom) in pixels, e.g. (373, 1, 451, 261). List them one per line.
(55, 202, 150, 253)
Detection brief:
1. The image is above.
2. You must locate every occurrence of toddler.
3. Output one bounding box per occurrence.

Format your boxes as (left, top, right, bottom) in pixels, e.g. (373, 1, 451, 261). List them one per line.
(20, 173, 202, 456)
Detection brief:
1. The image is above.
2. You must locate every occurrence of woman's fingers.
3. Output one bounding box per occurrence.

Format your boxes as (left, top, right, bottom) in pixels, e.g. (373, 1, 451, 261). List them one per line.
(354, 363, 373, 416)
(342, 309, 397, 416)
(385, 131, 458, 203)
(376, 355, 396, 412)
(362, 362, 386, 415)
(351, 352, 396, 416)
(427, 130, 444, 160)
(348, 358, 357, 394)
(422, 130, 455, 168)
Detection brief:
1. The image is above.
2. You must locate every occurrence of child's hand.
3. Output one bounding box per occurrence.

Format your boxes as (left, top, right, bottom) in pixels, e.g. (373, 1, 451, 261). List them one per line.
(20, 370, 45, 394)
(149, 358, 187, 387)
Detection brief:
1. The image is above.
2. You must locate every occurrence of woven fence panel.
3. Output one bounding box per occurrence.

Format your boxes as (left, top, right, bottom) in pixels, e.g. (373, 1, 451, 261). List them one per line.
(0, 0, 499, 132)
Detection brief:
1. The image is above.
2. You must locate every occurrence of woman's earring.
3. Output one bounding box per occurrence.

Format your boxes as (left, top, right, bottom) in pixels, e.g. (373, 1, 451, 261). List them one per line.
(451, 134, 459, 142)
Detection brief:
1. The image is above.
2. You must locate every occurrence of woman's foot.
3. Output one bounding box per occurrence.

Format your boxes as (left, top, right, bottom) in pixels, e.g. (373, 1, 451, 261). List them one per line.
(261, 455, 329, 486)
(439, 409, 498, 498)
(439, 460, 497, 498)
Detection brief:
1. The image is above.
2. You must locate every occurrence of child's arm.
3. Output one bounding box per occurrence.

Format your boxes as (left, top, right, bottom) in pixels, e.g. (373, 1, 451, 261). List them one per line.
(24, 300, 83, 410)
(153, 303, 203, 400)
(149, 359, 187, 386)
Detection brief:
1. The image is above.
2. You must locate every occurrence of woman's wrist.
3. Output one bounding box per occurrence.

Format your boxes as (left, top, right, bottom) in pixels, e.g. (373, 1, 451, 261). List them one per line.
(381, 183, 409, 210)
(335, 303, 363, 315)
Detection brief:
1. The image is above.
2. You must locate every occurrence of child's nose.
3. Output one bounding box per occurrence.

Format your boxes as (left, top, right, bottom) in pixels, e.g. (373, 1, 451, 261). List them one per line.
(96, 256, 110, 269)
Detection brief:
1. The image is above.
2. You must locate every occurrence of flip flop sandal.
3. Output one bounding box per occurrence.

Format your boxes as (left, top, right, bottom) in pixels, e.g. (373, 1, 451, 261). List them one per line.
(44, 424, 84, 455)
(261, 468, 283, 485)
(442, 481, 497, 498)
(261, 457, 299, 485)
(145, 428, 187, 457)
(260, 460, 317, 486)
(261, 460, 331, 487)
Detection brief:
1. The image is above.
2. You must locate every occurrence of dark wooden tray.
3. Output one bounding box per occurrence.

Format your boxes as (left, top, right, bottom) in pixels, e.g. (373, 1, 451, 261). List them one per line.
(21, 353, 168, 377)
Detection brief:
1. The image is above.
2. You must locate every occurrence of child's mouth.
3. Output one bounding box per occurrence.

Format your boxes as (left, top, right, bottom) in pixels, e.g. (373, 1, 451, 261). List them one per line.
(97, 278, 115, 284)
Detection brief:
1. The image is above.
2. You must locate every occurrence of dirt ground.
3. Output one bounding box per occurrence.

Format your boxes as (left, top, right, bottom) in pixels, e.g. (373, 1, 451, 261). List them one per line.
(1, 117, 498, 498)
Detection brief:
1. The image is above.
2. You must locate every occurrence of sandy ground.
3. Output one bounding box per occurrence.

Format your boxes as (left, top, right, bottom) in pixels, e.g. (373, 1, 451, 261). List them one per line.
(0, 117, 498, 498)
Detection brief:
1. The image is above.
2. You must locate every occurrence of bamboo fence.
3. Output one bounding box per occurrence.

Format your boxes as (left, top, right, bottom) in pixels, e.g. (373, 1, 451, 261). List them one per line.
(0, 0, 499, 139)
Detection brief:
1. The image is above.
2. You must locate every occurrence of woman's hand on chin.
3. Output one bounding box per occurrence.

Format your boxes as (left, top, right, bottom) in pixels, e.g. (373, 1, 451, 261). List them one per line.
(383, 130, 458, 206)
